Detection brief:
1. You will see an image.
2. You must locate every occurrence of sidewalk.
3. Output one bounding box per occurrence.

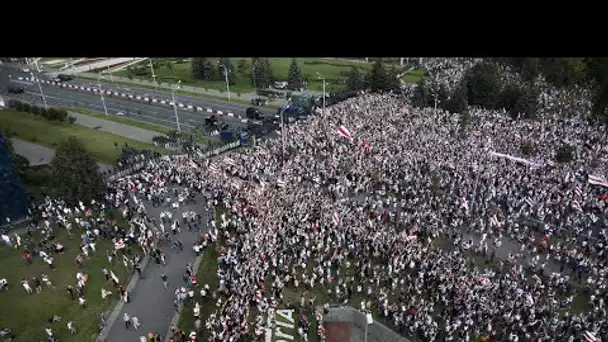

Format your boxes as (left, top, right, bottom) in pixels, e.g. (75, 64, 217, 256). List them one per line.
(102, 198, 207, 342)
(12, 137, 113, 171)
(69, 111, 159, 143)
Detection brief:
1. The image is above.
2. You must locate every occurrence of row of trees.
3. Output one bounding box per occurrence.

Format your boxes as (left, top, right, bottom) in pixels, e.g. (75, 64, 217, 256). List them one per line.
(8, 100, 75, 123)
(343, 60, 402, 93)
(413, 60, 540, 119)
(191, 58, 237, 85)
(191, 57, 307, 90)
(422, 58, 608, 120)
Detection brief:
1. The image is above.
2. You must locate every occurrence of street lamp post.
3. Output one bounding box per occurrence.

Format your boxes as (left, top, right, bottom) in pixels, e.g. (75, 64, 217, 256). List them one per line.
(252, 64, 256, 89)
(280, 98, 292, 158)
(32, 60, 48, 109)
(171, 80, 182, 132)
(98, 73, 109, 116)
(149, 58, 157, 89)
(316, 72, 327, 115)
(219, 62, 231, 101)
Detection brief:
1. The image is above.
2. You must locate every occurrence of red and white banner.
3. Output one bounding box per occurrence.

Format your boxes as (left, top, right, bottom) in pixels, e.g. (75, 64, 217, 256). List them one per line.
(583, 331, 597, 342)
(589, 175, 608, 188)
(337, 126, 352, 140)
(490, 152, 542, 167)
(332, 212, 340, 226)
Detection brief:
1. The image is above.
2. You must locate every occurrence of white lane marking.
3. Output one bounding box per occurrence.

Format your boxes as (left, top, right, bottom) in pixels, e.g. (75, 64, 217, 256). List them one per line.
(23, 91, 198, 128)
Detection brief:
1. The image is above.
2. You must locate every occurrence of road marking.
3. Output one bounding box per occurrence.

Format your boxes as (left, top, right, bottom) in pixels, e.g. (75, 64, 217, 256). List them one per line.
(24, 91, 197, 129)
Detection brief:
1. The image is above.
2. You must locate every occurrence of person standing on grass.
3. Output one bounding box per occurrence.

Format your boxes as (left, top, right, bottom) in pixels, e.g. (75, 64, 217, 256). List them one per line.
(67, 321, 76, 335)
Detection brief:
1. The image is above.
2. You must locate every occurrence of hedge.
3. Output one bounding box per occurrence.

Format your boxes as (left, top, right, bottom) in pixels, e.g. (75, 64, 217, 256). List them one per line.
(7, 99, 75, 124)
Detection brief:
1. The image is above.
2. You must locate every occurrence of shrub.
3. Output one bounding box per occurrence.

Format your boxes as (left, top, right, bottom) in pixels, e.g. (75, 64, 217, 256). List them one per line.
(520, 141, 536, 156)
(555, 144, 574, 163)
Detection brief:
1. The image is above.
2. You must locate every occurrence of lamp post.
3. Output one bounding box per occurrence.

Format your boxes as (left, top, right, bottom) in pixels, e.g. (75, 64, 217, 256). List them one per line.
(316, 72, 327, 115)
(219, 62, 231, 101)
(171, 80, 182, 132)
(252, 64, 256, 89)
(280, 98, 292, 158)
(149, 58, 157, 89)
(97, 73, 109, 116)
(32, 60, 48, 109)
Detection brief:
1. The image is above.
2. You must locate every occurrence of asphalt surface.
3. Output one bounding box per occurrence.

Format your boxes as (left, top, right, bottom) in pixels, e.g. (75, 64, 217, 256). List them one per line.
(104, 196, 207, 342)
(11, 138, 113, 171)
(0, 66, 258, 134)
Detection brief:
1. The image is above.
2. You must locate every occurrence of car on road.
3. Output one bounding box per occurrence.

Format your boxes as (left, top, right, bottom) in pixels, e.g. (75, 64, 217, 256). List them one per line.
(57, 74, 73, 82)
(245, 107, 264, 120)
(116, 112, 125, 116)
(21, 68, 30, 73)
(7, 85, 24, 94)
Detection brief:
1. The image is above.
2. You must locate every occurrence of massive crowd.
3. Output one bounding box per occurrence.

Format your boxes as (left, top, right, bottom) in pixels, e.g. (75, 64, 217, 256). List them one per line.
(103, 59, 608, 342)
(5, 58, 608, 342)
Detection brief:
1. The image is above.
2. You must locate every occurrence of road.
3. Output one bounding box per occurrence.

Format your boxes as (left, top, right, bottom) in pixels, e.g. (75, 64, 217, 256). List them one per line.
(104, 196, 207, 342)
(0, 66, 263, 134)
(11, 138, 113, 171)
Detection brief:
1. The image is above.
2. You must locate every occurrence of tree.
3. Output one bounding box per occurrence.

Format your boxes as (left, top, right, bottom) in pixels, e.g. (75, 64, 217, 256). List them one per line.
(201, 59, 217, 81)
(252, 58, 273, 88)
(345, 67, 364, 91)
(445, 79, 468, 114)
(369, 60, 387, 92)
(50, 137, 103, 206)
(412, 79, 429, 108)
(166, 61, 173, 70)
(218, 58, 236, 85)
(466, 61, 502, 109)
(385, 66, 401, 92)
(191, 58, 205, 80)
(555, 144, 574, 164)
(237, 59, 250, 76)
(540, 58, 587, 88)
(287, 58, 304, 90)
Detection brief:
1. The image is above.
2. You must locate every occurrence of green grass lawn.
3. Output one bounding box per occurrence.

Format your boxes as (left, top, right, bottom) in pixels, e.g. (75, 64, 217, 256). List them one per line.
(402, 69, 425, 84)
(0, 109, 171, 164)
(114, 58, 374, 93)
(0, 218, 133, 342)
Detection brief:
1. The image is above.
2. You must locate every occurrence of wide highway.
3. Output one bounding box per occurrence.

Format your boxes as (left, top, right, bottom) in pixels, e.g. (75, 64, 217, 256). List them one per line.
(0, 65, 273, 132)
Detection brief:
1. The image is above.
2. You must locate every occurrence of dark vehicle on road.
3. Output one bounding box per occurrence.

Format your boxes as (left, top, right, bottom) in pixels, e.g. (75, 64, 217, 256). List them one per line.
(7, 85, 24, 94)
(205, 115, 218, 128)
(57, 74, 73, 82)
(245, 107, 264, 120)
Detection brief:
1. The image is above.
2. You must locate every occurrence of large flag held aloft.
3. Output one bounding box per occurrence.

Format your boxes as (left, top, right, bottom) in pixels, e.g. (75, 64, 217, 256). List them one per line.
(490, 151, 542, 167)
(337, 126, 352, 140)
(589, 175, 608, 188)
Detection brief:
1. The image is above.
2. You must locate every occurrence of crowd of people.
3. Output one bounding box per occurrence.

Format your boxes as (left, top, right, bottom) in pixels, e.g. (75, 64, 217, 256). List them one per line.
(4, 58, 608, 342)
(98, 59, 608, 342)
(0, 193, 160, 341)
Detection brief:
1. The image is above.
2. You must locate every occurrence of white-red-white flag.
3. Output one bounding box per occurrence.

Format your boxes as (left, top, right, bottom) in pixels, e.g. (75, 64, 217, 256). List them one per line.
(332, 212, 340, 226)
(589, 175, 608, 188)
(583, 331, 597, 342)
(337, 126, 352, 140)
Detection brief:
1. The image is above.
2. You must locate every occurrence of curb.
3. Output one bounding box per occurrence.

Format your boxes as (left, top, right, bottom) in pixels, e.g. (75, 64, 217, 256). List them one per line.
(163, 250, 205, 342)
(15, 76, 251, 124)
(96, 254, 151, 342)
